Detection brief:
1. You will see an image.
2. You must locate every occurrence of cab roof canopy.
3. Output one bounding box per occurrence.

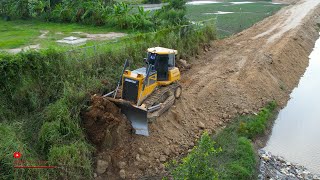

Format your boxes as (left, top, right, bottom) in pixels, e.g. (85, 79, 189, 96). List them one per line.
(147, 47, 178, 55)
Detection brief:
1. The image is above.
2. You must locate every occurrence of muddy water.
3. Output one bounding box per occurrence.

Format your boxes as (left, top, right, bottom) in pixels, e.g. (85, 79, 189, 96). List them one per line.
(264, 35, 320, 174)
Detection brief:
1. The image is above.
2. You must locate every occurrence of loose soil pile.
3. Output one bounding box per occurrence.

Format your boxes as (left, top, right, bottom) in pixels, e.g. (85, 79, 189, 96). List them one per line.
(82, 95, 131, 149)
(83, 0, 320, 179)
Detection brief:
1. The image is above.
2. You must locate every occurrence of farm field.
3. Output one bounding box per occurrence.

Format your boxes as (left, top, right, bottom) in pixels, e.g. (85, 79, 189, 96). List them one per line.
(0, 1, 284, 52)
(186, 1, 284, 37)
(0, 20, 128, 51)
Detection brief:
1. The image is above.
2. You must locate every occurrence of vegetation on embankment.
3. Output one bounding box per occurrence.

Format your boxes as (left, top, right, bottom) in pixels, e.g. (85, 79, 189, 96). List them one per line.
(169, 102, 277, 180)
(0, 21, 216, 179)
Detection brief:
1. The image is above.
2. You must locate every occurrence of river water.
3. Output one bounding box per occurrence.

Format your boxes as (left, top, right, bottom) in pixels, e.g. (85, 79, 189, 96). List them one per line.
(264, 35, 320, 174)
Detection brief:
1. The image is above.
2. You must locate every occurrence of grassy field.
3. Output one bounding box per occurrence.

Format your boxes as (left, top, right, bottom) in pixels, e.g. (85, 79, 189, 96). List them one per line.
(0, 1, 284, 50)
(0, 20, 129, 49)
(186, 1, 284, 37)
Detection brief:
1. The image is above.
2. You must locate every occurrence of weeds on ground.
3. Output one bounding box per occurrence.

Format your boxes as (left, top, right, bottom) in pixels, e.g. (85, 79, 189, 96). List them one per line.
(169, 132, 221, 180)
(169, 101, 277, 180)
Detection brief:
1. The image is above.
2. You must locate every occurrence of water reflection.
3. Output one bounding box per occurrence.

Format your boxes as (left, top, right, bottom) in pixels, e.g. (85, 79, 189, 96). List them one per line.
(264, 35, 320, 174)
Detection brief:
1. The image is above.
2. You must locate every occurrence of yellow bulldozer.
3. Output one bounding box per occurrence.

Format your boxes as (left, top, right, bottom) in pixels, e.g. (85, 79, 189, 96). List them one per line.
(104, 47, 182, 136)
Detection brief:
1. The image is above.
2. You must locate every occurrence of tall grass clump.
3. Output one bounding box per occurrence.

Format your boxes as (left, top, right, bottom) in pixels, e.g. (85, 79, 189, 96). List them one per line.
(0, 21, 216, 179)
(238, 101, 277, 139)
(170, 132, 221, 180)
(169, 102, 277, 180)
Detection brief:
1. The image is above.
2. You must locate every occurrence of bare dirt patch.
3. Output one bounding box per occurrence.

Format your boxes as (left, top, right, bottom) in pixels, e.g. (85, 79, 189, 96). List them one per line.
(72, 32, 127, 41)
(83, 0, 320, 179)
(82, 95, 132, 149)
(82, 95, 135, 179)
(39, 30, 49, 39)
(3, 44, 41, 54)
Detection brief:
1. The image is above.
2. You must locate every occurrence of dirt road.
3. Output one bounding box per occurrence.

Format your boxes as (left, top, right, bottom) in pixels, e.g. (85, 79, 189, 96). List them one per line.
(90, 0, 320, 179)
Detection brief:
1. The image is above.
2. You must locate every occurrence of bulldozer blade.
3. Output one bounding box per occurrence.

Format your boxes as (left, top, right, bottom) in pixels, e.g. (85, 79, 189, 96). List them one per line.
(117, 103, 149, 136)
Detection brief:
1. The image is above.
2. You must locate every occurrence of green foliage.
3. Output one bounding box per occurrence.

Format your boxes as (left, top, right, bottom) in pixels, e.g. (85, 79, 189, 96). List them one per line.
(0, 124, 22, 179)
(238, 101, 277, 139)
(0, 123, 49, 179)
(171, 132, 221, 180)
(154, 0, 188, 27)
(38, 121, 62, 155)
(131, 7, 153, 29)
(0, 0, 29, 19)
(216, 137, 256, 180)
(109, 2, 133, 29)
(48, 141, 93, 179)
(170, 102, 277, 180)
(0, 0, 187, 30)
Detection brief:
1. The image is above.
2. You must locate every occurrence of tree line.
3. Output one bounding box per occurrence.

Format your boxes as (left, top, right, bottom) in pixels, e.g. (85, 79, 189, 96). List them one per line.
(0, 0, 188, 30)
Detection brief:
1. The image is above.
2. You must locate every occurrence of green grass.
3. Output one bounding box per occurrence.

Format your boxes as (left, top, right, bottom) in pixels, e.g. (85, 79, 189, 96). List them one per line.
(0, 19, 129, 49)
(0, 1, 284, 49)
(170, 102, 277, 180)
(186, 2, 284, 38)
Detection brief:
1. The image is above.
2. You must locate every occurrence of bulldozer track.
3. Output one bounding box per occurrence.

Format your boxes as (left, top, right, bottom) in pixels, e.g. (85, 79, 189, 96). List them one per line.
(143, 83, 179, 108)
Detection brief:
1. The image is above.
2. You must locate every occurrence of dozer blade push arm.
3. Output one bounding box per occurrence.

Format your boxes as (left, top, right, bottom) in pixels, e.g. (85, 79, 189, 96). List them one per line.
(114, 59, 129, 98)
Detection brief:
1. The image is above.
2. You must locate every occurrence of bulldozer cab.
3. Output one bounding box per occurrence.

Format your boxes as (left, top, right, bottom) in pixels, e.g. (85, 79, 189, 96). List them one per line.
(146, 47, 177, 81)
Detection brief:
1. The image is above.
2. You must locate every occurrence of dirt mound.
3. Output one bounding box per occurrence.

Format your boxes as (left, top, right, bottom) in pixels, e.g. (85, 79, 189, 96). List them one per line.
(82, 95, 132, 149)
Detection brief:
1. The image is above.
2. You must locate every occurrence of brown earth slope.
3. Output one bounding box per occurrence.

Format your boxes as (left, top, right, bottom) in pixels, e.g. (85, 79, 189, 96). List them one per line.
(88, 0, 320, 179)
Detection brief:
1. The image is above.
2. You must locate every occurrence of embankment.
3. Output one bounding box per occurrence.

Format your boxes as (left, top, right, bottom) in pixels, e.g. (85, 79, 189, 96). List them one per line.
(91, 1, 320, 179)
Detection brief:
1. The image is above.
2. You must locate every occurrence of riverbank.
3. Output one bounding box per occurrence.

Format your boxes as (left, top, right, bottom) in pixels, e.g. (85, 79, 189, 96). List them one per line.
(167, 102, 277, 179)
(258, 150, 320, 180)
(170, 1, 320, 179)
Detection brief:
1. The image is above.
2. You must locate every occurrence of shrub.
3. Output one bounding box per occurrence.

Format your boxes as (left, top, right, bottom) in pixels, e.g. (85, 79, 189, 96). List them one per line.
(130, 7, 153, 30)
(171, 132, 221, 180)
(170, 102, 277, 180)
(154, 0, 188, 27)
(220, 137, 256, 180)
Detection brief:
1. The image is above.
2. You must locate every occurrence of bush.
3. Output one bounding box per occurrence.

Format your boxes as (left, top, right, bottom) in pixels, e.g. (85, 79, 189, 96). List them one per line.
(154, 0, 188, 27)
(220, 137, 256, 180)
(170, 102, 277, 180)
(171, 132, 221, 180)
